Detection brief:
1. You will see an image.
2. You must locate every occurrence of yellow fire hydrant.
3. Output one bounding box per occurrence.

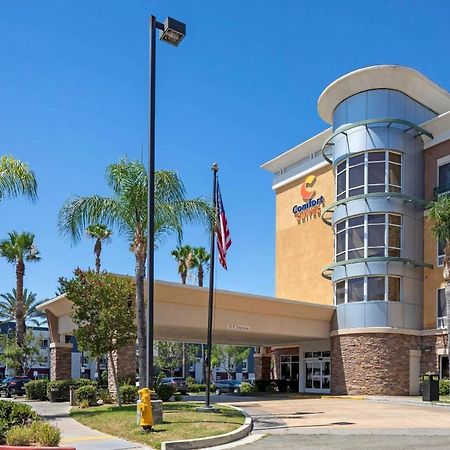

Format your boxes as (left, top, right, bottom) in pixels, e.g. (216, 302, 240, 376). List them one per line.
(137, 388, 154, 432)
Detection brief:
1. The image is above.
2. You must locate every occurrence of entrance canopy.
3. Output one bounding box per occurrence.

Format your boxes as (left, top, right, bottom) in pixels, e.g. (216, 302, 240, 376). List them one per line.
(38, 280, 334, 347)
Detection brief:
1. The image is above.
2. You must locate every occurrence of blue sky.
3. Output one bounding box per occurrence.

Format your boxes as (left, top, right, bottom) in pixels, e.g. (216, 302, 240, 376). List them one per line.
(0, 0, 449, 302)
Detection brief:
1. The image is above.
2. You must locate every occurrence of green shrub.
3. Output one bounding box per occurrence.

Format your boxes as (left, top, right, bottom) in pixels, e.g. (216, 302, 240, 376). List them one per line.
(187, 384, 200, 393)
(0, 400, 38, 444)
(265, 382, 277, 393)
(79, 399, 90, 409)
(47, 380, 72, 402)
(6, 422, 60, 447)
(156, 384, 175, 402)
(31, 421, 61, 447)
(5, 425, 32, 446)
(188, 383, 207, 393)
(76, 385, 98, 406)
(240, 382, 253, 394)
(174, 393, 182, 401)
(98, 388, 113, 404)
(72, 378, 97, 388)
(185, 376, 195, 385)
(25, 379, 49, 401)
(100, 370, 108, 386)
(120, 385, 138, 404)
(439, 379, 450, 396)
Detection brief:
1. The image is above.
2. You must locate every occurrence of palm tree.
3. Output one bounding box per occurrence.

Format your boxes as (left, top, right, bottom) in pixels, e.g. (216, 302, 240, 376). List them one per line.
(86, 224, 112, 273)
(0, 232, 41, 347)
(0, 289, 46, 328)
(171, 244, 194, 377)
(0, 155, 37, 202)
(171, 245, 193, 284)
(190, 247, 210, 287)
(58, 158, 212, 387)
(429, 195, 450, 356)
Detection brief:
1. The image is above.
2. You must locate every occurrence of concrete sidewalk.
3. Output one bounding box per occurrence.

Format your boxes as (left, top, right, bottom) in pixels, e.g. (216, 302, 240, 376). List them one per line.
(18, 400, 151, 450)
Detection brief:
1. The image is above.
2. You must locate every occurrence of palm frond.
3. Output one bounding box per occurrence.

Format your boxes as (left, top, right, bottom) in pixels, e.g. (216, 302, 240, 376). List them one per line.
(0, 155, 37, 202)
(58, 196, 121, 243)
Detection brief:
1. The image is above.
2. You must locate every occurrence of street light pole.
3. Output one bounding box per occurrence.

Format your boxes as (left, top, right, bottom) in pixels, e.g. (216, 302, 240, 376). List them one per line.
(146, 14, 157, 390)
(146, 15, 186, 389)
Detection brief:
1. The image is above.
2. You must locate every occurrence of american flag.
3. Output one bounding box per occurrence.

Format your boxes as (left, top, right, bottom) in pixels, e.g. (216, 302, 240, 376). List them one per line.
(216, 181, 231, 269)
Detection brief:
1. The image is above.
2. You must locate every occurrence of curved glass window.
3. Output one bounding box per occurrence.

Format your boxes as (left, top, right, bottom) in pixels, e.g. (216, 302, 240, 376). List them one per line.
(336, 151, 401, 201)
(335, 213, 401, 262)
(334, 276, 401, 304)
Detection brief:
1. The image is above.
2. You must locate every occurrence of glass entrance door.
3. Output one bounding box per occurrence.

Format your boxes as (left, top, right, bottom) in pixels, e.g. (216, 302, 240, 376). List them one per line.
(305, 359, 330, 393)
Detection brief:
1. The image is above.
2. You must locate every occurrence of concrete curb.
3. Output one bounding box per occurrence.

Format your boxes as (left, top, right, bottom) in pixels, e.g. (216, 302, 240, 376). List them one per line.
(161, 404, 253, 450)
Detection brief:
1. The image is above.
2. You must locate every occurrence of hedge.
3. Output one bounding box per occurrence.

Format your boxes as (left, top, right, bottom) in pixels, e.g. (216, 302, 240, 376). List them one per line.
(76, 385, 98, 406)
(439, 379, 450, 396)
(156, 384, 175, 402)
(25, 379, 49, 401)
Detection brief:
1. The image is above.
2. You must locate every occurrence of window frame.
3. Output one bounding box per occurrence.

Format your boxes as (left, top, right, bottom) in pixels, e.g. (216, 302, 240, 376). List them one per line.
(334, 213, 402, 262)
(280, 354, 300, 381)
(334, 275, 402, 305)
(437, 155, 450, 196)
(437, 288, 447, 329)
(437, 239, 445, 267)
(335, 150, 402, 201)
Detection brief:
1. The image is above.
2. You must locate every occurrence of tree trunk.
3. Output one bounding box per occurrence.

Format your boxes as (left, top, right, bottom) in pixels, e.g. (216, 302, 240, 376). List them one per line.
(15, 260, 25, 350)
(444, 245, 450, 359)
(182, 343, 187, 378)
(95, 239, 102, 274)
(95, 253, 101, 274)
(109, 351, 122, 407)
(198, 266, 204, 288)
(135, 254, 147, 389)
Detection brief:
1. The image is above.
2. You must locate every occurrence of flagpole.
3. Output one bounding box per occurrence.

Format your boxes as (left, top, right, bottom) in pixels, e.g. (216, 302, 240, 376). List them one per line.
(204, 162, 218, 409)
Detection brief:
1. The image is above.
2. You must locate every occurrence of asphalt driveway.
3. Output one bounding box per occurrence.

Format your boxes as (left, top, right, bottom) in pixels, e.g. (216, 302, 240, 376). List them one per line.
(212, 395, 450, 449)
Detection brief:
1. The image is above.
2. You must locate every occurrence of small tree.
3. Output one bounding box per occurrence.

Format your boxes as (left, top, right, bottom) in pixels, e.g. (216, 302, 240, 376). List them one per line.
(0, 332, 44, 375)
(65, 270, 136, 407)
(429, 195, 450, 356)
(155, 342, 183, 376)
(211, 345, 250, 380)
(155, 341, 197, 377)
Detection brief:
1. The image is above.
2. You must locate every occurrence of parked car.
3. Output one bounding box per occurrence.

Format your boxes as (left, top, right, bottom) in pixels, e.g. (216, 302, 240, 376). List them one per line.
(0, 376, 31, 398)
(161, 377, 187, 395)
(214, 379, 241, 395)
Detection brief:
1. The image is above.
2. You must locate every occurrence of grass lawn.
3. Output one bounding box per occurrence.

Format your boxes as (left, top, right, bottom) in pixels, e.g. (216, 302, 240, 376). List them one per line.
(71, 401, 245, 450)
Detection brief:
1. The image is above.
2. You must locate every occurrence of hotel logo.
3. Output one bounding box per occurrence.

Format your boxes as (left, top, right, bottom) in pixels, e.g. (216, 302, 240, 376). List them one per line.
(292, 174, 325, 224)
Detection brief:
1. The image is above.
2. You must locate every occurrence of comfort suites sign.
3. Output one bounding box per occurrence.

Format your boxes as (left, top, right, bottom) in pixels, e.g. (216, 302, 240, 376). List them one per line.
(292, 174, 325, 224)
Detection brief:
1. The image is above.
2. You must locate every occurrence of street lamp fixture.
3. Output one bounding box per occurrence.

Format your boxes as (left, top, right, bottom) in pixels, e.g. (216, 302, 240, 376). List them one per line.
(159, 17, 186, 47)
(146, 15, 186, 390)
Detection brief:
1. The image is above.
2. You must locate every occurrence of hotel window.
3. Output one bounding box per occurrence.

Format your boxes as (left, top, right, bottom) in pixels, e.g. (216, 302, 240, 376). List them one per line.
(335, 213, 402, 262)
(280, 355, 300, 381)
(336, 150, 402, 201)
(437, 288, 447, 329)
(438, 162, 450, 194)
(334, 276, 401, 304)
(438, 239, 446, 266)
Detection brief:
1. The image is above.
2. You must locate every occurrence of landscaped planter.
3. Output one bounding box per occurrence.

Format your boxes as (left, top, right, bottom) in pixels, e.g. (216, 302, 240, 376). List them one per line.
(0, 446, 76, 450)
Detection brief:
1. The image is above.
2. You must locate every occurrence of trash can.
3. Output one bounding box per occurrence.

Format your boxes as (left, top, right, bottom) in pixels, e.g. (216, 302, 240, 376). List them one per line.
(422, 373, 439, 401)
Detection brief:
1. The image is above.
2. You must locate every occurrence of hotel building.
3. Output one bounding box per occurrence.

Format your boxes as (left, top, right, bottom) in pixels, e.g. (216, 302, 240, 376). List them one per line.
(41, 65, 450, 397)
(262, 65, 450, 395)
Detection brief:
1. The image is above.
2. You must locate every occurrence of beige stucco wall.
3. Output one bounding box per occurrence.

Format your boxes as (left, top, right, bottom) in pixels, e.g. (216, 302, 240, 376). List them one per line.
(275, 164, 334, 304)
(423, 139, 450, 329)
